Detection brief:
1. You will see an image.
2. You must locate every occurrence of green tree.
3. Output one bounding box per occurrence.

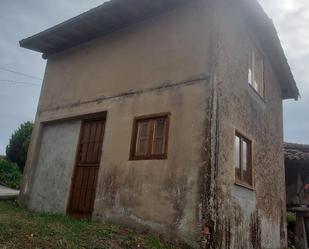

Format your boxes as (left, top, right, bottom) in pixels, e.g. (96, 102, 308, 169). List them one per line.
(0, 159, 22, 189)
(6, 121, 34, 172)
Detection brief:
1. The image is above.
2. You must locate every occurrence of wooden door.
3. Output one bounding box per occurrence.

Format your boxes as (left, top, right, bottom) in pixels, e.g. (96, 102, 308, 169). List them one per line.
(68, 118, 105, 218)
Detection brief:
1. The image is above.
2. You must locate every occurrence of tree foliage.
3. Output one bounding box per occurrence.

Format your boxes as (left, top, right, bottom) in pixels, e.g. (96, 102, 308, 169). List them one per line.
(6, 121, 34, 172)
(0, 159, 21, 189)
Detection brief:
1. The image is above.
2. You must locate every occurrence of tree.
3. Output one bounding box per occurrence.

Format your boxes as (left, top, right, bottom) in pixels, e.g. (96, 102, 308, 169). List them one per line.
(0, 159, 22, 189)
(6, 121, 34, 172)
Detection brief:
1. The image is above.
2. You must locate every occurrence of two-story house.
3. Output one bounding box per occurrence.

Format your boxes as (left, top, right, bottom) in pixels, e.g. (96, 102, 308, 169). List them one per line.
(19, 0, 299, 248)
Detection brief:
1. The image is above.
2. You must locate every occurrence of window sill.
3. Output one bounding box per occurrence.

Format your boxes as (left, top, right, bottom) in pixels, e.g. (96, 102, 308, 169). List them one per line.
(129, 156, 167, 161)
(235, 182, 255, 191)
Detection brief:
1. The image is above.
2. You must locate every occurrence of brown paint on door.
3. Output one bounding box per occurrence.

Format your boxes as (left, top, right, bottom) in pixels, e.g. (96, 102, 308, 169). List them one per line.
(68, 118, 105, 218)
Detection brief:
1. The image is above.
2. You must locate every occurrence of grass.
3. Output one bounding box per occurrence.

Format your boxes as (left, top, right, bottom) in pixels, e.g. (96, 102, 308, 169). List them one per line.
(0, 201, 192, 249)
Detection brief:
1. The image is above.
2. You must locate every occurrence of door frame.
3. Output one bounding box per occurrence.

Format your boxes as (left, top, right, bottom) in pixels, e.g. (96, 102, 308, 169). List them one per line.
(65, 112, 107, 217)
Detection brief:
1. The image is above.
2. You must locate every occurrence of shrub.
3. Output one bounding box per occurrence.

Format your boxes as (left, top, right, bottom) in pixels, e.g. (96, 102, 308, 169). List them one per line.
(287, 212, 296, 225)
(6, 121, 34, 172)
(0, 159, 22, 189)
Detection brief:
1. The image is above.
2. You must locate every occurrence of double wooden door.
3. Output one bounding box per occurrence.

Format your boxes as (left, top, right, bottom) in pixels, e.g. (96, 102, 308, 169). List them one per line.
(68, 118, 105, 218)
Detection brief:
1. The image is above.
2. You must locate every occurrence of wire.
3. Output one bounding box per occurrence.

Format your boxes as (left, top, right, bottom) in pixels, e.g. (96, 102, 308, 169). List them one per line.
(0, 79, 41, 87)
(0, 67, 43, 81)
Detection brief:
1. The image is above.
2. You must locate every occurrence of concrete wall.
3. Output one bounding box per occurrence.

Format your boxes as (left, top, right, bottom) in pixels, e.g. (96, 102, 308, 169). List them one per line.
(20, 0, 214, 246)
(201, 1, 287, 248)
(92, 81, 210, 243)
(19, 0, 288, 247)
(28, 120, 81, 213)
(36, 0, 212, 114)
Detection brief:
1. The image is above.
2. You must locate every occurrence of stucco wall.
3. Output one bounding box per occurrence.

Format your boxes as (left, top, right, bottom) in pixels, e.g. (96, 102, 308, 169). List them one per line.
(20, 0, 215, 246)
(28, 120, 81, 213)
(37, 0, 212, 114)
(205, 1, 286, 249)
(19, 0, 288, 248)
(92, 81, 211, 243)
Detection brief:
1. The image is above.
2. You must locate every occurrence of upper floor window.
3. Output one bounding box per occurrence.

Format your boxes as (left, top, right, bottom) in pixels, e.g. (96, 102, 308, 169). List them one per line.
(248, 49, 264, 98)
(235, 132, 253, 187)
(130, 113, 170, 160)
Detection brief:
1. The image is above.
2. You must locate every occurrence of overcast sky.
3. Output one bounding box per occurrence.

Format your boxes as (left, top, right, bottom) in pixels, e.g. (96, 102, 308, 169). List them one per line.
(0, 0, 308, 155)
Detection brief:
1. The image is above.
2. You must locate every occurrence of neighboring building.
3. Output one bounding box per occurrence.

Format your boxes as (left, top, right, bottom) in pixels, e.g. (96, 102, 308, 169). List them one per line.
(285, 143, 309, 249)
(19, 0, 299, 248)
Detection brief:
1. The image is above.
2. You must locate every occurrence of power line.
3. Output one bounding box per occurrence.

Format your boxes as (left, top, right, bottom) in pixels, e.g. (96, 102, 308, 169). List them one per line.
(0, 67, 43, 81)
(0, 79, 41, 87)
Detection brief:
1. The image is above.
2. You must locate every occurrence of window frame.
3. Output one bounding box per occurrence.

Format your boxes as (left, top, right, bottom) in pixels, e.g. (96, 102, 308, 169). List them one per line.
(248, 47, 265, 99)
(129, 113, 170, 161)
(234, 131, 254, 188)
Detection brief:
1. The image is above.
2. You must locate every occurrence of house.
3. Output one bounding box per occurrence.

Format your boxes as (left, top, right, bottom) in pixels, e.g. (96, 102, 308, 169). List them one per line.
(285, 143, 309, 249)
(19, 0, 299, 248)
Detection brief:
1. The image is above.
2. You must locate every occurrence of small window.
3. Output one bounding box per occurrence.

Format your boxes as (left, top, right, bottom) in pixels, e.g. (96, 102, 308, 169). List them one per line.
(235, 132, 253, 186)
(248, 49, 264, 97)
(130, 114, 169, 160)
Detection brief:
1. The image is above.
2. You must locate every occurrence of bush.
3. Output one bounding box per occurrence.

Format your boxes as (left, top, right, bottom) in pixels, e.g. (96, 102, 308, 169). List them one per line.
(6, 121, 34, 172)
(287, 212, 296, 224)
(0, 159, 22, 189)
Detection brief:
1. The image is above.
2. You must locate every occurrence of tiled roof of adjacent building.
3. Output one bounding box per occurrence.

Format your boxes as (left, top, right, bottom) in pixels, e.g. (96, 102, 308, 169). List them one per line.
(284, 143, 309, 161)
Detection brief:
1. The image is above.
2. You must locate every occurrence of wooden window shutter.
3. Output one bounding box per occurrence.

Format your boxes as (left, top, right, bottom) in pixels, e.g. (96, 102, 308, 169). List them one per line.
(130, 113, 170, 160)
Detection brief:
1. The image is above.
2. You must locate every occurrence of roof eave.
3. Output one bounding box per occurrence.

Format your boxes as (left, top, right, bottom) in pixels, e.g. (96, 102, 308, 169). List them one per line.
(19, 0, 185, 57)
(237, 0, 299, 100)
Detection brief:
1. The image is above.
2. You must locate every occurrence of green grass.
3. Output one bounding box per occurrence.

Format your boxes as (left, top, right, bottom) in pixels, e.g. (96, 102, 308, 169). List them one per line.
(0, 201, 192, 249)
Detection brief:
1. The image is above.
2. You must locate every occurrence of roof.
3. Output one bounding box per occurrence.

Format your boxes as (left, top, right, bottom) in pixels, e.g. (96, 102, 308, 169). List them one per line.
(237, 0, 299, 100)
(284, 143, 309, 161)
(20, 0, 183, 56)
(20, 0, 299, 100)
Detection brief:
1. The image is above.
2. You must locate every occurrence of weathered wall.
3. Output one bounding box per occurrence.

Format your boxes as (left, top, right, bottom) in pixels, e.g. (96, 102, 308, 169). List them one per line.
(19, 0, 288, 247)
(202, 1, 287, 248)
(20, 0, 214, 246)
(36, 0, 212, 114)
(92, 81, 211, 244)
(28, 120, 81, 213)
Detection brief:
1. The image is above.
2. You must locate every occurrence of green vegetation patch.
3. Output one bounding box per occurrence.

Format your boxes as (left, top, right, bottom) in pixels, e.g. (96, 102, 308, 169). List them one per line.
(0, 201, 192, 249)
(6, 121, 34, 172)
(0, 159, 22, 189)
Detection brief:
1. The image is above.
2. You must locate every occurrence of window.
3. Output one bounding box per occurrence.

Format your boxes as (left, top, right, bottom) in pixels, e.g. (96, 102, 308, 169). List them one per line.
(235, 132, 253, 186)
(130, 114, 170, 160)
(248, 49, 264, 97)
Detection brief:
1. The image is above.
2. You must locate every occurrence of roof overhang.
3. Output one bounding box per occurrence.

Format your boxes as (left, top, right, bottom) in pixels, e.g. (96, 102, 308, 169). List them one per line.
(20, 0, 184, 58)
(20, 0, 299, 100)
(236, 0, 299, 100)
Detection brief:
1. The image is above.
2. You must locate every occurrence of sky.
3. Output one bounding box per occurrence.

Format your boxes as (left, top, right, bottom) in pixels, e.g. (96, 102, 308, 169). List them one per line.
(0, 0, 308, 155)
